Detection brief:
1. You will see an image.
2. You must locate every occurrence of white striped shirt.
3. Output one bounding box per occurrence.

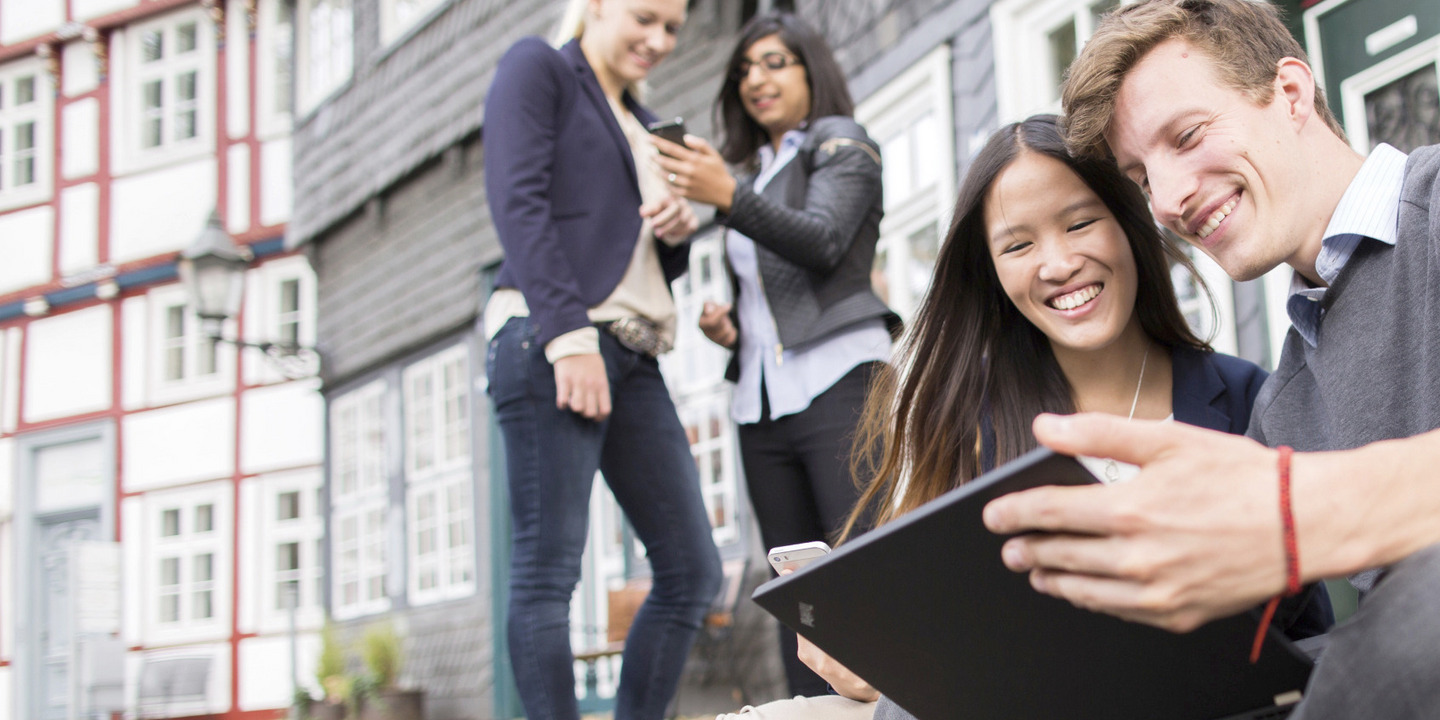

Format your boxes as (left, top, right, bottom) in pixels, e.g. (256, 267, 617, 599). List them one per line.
(1287, 143, 1408, 346)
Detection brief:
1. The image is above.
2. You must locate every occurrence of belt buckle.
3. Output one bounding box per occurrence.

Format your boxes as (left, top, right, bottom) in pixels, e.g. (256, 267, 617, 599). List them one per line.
(608, 317, 668, 357)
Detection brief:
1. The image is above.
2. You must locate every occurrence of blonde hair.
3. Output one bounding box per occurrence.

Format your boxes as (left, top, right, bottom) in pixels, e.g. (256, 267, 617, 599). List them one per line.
(1062, 0, 1344, 159)
(551, 0, 588, 47)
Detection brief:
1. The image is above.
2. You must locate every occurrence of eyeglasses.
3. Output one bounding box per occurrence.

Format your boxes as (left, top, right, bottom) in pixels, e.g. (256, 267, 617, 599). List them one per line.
(734, 52, 803, 80)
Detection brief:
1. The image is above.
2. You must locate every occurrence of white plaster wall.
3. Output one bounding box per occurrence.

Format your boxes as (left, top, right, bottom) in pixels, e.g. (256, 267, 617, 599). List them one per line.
(261, 137, 292, 226)
(62, 99, 100, 179)
(0, 0, 62, 44)
(123, 398, 235, 491)
(23, 305, 113, 423)
(121, 496, 144, 643)
(110, 159, 217, 265)
(0, 438, 12, 519)
(121, 297, 149, 412)
(240, 380, 323, 474)
(239, 633, 322, 710)
(0, 206, 53, 295)
(227, 0, 250, 139)
(60, 183, 101, 275)
(237, 476, 259, 634)
(0, 521, 11, 658)
(228, 144, 251, 235)
(1, 328, 18, 433)
(63, 40, 101, 96)
(72, 0, 140, 22)
(0, 666, 10, 720)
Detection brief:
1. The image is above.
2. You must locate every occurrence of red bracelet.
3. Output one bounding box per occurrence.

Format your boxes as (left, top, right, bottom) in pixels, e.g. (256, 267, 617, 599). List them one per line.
(1251, 446, 1301, 663)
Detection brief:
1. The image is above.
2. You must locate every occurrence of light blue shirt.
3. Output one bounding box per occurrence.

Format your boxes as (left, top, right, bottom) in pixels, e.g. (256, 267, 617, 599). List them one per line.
(1287, 143, 1407, 347)
(728, 129, 893, 424)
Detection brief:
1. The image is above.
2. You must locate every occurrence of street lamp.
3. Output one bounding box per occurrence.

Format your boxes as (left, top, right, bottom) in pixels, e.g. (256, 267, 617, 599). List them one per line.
(179, 212, 319, 377)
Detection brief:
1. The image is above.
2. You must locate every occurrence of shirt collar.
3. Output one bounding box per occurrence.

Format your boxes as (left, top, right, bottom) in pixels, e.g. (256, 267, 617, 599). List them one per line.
(1285, 143, 1407, 346)
(756, 126, 809, 170)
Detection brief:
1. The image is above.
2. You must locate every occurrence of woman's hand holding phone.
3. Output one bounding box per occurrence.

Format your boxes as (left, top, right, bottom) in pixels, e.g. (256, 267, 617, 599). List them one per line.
(651, 134, 738, 213)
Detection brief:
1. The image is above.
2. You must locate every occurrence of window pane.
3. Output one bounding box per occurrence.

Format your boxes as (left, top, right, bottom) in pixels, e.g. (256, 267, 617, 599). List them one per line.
(194, 590, 213, 619)
(277, 542, 300, 571)
(177, 71, 197, 101)
(16, 76, 35, 105)
(1047, 19, 1078, 92)
(279, 278, 301, 346)
(160, 594, 180, 622)
(195, 504, 214, 532)
(160, 557, 180, 584)
(194, 553, 213, 581)
(274, 8, 295, 114)
(14, 122, 35, 185)
(1364, 64, 1440, 154)
(277, 491, 301, 520)
(161, 509, 181, 536)
(142, 30, 164, 62)
(196, 332, 217, 374)
(177, 22, 198, 53)
(277, 579, 300, 610)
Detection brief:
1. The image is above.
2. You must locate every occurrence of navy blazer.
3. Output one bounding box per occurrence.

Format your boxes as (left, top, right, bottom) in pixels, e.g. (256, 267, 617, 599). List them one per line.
(1169, 345, 1267, 433)
(484, 38, 689, 348)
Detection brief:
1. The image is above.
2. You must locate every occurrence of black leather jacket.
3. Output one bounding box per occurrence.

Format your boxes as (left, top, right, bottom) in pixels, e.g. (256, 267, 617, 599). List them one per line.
(719, 116, 899, 381)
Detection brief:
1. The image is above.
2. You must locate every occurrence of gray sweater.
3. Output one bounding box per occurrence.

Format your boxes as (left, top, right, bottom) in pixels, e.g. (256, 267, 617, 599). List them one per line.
(1247, 144, 1440, 590)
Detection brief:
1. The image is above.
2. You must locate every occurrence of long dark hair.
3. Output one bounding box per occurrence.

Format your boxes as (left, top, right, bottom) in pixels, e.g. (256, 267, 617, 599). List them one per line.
(841, 114, 1210, 538)
(715, 13, 854, 165)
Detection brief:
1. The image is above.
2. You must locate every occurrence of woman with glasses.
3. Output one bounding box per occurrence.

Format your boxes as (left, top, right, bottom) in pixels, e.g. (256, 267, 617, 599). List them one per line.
(654, 12, 897, 697)
(482, 1, 723, 718)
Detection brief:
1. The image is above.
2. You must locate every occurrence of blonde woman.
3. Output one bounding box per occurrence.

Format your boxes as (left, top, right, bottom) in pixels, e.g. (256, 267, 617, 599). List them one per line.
(482, 1, 720, 718)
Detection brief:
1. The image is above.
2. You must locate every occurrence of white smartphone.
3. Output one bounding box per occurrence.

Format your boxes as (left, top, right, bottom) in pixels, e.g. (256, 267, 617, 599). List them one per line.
(767, 541, 832, 574)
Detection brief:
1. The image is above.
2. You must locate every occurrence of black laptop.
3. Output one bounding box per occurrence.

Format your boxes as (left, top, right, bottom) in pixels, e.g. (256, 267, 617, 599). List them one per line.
(753, 448, 1313, 720)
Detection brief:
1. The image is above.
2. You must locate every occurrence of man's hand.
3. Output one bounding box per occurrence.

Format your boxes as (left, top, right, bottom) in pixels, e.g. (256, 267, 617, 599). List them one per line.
(641, 193, 698, 243)
(652, 135, 739, 213)
(797, 633, 879, 702)
(553, 353, 611, 421)
(698, 301, 737, 349)
(982, 413, 1290, 632)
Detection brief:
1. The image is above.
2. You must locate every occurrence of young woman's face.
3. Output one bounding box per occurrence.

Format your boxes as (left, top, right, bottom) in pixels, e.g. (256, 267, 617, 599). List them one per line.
(984, 150, 1140, 354)
(585, 0, 686, 85)
(737, 34, 812, 140)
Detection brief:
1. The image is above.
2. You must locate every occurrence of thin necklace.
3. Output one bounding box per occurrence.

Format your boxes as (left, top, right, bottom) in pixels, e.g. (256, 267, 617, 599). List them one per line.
(1105, 346, 1149, 482)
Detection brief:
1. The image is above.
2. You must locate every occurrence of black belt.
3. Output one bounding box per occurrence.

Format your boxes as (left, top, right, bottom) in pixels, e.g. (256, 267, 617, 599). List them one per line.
(599, 317, 670, 357)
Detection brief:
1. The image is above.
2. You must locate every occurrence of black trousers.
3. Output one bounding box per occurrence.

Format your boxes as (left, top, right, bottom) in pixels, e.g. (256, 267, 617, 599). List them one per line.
(738, 361, 882, 697)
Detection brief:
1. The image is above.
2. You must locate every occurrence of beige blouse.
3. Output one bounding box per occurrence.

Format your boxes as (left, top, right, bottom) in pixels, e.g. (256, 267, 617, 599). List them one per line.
(485, 95, 683, 362)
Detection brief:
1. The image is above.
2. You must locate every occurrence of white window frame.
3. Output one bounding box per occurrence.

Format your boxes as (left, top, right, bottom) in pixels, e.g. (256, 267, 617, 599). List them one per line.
(660, 231, 733, 395)
(991, 0, 1126, 123)
(0, 57, 53, 211)
(680, 388, 740, 547)
(146, 487, 229, 642)
(295, 0, 353, 115)
(330, 380, 390, 619)
(146, 284, 234, 406)
(243, 256, 319, 383)
(379, 0, 446, 46)
(116, 7, 216, 172)
(856, 44, 957, 323)
(255, 470, 324, 632)
(402, 345, 475, 604)
(256, 0, 297, 138)
(1337, 35, 1440, 153)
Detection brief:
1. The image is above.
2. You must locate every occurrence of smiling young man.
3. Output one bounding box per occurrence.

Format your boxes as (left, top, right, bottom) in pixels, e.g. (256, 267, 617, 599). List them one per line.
(980, 0, 1440, 717)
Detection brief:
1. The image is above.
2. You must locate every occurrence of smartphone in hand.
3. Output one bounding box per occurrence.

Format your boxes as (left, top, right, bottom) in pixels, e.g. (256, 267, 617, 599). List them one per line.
(647, 117, 688, 151)
(767, 541, 832, 575)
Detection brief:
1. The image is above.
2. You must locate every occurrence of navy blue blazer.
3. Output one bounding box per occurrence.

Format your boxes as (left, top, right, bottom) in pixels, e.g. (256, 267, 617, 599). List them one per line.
(1169, 345, 1267, 433)
(484, 38, 689, 348)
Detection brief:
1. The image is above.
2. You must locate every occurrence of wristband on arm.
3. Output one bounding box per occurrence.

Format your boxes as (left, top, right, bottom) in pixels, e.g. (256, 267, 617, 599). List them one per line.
(1250, 445, 1301, 663)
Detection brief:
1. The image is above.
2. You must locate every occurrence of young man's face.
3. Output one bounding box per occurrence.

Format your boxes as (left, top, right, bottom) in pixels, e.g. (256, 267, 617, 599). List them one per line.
(1105, 39, 1315, 282)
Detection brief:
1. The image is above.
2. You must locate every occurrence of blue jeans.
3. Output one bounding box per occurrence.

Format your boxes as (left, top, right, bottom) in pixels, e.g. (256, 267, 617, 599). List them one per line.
(487, 316, 722, 720)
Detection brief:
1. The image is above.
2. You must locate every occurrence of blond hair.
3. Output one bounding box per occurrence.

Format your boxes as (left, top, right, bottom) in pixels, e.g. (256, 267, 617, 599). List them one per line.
(551, 0, 588, 47)
(1061, 0, 1344, 159)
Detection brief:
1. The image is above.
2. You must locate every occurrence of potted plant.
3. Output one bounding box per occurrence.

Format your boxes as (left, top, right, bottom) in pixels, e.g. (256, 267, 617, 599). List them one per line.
(312, 622, 352, 720)
(357, 621, 423, 720)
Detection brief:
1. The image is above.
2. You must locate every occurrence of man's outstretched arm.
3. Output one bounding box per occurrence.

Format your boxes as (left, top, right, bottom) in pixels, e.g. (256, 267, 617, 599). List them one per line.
(983, 413, 1440, 632)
